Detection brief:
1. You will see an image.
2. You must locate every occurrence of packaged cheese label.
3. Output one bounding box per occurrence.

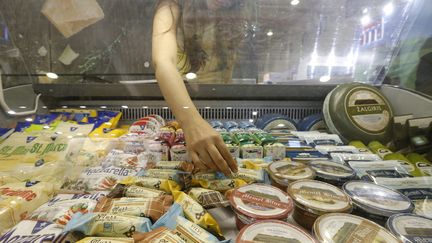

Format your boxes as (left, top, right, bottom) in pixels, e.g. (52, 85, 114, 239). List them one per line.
(61, 166, 134, 192)
(64, 212, 152, 237)
(0, 220, 78, 243)
(0, 181, 55, 233)
(28, 192, 107, 226)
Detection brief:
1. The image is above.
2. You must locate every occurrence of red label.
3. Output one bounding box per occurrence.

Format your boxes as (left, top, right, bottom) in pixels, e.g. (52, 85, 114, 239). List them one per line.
(234, 190, 291, 209)
(0, 188, 37, 201)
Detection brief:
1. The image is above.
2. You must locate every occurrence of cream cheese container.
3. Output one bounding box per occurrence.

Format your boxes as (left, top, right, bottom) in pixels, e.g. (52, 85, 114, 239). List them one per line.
(309, 160, 356, 186)
(343, 181, 414, 225)
(229, 183, 293, 230)
(267, 161, 315, 190)
(386, 213, 432, 243)
(313, 213, 401, 243)
(236, 220, 316, 243)
(323, 83, 394, 144)
(287, 179, 352, 230)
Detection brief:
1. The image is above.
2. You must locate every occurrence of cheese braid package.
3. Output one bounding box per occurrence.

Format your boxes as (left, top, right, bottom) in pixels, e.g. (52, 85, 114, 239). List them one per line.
(231, 168, 267, 183)
(133, 227, 184, 243)
(0, 181, 55, 233)
(188, 187, 230, 209)
(198, 178, 247, 192)
(28, 192, 107, 226)
(64, 212, 152, 237)
(172, 191, 223, 237)
(139, 169, 192, 185)
(139, 203, 229, 243)
(108, 184, 166, 198)
(0, 220, 79, 243)
(77, 237, 134, 243)
(121, 176, 181, 194)
(101, 149, 145, 171)
(94, 196, 173, 222)
(146, 161, 194, 172)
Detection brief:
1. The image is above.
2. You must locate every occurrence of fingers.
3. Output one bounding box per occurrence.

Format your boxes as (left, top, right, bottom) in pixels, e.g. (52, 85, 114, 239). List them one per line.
(190, 152, 208, 173)
(197, 150, 218, 171)
(215, 141, 238, 173)
(207, 145, 232, 176)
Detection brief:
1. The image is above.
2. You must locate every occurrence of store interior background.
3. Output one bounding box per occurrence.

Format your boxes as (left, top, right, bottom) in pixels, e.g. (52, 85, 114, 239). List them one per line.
(0, 0, 431, 95)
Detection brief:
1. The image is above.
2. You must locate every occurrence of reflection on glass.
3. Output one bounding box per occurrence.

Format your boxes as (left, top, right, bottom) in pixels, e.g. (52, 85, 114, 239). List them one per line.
(0, 0, 429, 93)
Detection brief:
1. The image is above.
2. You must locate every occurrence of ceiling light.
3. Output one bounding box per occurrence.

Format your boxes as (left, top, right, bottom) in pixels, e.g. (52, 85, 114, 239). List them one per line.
(162, 107, 169, 109)
(142, 106, 148, 109)
(19, 106, 27, 109)
(25, 118, 33, 122)
(7, 110, 16, 115)
(252, 111, 258, 116)
(121, 105, 128, 109)
(362, 8, 368, 14)
(205, 106, 211, 109)
(383, 2, 394, 16)
(42, 106, 48, 109)
(267, 30, 274, 36)
(61, 105, 68, 108)
(361, 15, 371, 26)
(226, 107, 233, 109)
(320, 76, 331, 82)
(185, 72, 197, 80)
(100, 106, 107, 109)
(290, 0, 300, 6)
(249, 119, 254, 123)
(79, 105, 87, 109)
(46, 72, 59, 79)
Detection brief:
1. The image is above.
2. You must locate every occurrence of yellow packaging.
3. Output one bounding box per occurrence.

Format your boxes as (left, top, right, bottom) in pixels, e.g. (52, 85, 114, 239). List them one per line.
(172, 191, 223, 237)
(77, 237, 134, 243)
(191, 173, 218, 187)
(50, 108, 98, 117)
(0, 133, 70, 171)
(198, 179, 247, 192)
(68, 137, 119, 167)
(0, 181, 55, 233)
(121, 177, 181, 194)
(240, 158, 271, 170)
(89, 123, 128, 139)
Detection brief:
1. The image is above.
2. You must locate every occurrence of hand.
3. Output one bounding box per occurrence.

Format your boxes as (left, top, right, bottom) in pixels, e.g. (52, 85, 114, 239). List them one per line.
(182, 118, 238, 176)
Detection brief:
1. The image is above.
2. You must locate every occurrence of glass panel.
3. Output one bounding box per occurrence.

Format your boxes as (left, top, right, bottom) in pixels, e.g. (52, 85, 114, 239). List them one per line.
(0, 0, 426, 89)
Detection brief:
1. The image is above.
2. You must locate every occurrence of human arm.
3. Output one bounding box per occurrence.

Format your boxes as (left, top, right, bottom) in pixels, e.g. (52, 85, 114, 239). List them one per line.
(152, 0, 238, 175)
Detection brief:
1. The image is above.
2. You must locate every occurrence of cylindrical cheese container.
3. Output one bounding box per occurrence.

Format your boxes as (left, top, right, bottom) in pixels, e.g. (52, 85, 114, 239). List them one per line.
(229, 183, 293, 230)
(268, 161, 315, 190)
(287, 179, 352, 230)
(313, 213, 401, 243)
(236, 220, 317, 243)
(343, 181, 414, 226)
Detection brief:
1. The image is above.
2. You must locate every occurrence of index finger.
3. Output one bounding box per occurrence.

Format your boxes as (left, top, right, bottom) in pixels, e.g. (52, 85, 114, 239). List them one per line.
(207, 145, 232, 176)
(215, 141, 238, 173)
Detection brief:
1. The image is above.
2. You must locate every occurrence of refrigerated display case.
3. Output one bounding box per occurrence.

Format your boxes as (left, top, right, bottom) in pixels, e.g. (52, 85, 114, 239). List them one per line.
(1, 0, 432, 242)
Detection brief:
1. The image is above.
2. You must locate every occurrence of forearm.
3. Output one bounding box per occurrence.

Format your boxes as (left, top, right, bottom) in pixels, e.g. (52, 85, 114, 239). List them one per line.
(155, 63, 202, 126)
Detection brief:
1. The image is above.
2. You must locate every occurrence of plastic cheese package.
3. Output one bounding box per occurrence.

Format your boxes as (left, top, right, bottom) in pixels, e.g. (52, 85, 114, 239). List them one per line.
(145, 140, 170, 162)
(172, 191, 223, 237)
(188, 187, 230, 209)
(64, 212, 152, 237)
(170, 143, 189, 161)
(251, 131, 276, 145)
(0, 160, 69, 189)
(0, 132, 70, 171)
(77, 237, 134, 243)
(117, 134, 148, 154)
(53, 122, 95, 137)
(146, 160, 194, 172)
(374, 177, 432, 219)
(101, 149, 145, 171)
(231, 168, 267, 183)
(128, 120, 158, 137)
(331, 152, 381, 164)
(138, 169, 192, 188)
(61, 166, 135, 193)
(68, 137, 119, 167)
(191, 172, 218, 187)
(158, 126, 176, 145)
(108, 184, 166, 198)
(240, 144, 263, 159)
(348, 160, 411, 181)
(145, 203, 229, 243)
(94, 196, 173, 222)
(121, 176, 181, 194)
(285, 150, 329, 162)
(133, 226, 184, 243)
(28, 192, 107, 226)
(303, 133, 343, 146)
(198, 178, 247, 192)
(314, 145, 359, 155)
(0, 220, 79, 243)
(237, 158, 272, 170)
(263, 143, 285, 161)
(0, 181, 55, 233)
